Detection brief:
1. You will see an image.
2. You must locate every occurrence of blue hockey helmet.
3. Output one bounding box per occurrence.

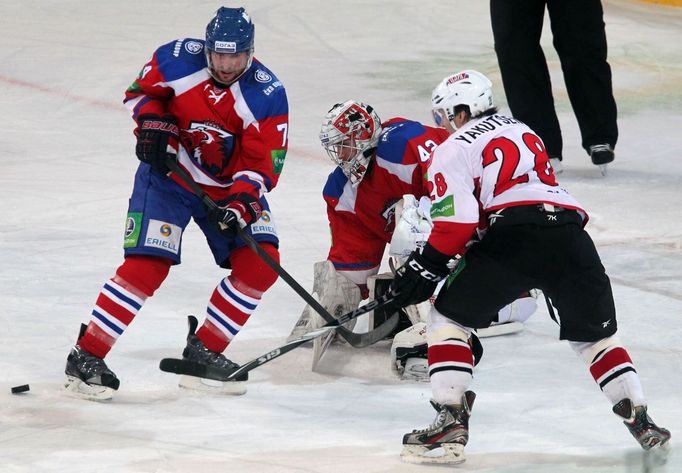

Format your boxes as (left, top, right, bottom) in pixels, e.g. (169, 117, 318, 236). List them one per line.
(205, 7, 255, 54)
(205, 7, 255, 85)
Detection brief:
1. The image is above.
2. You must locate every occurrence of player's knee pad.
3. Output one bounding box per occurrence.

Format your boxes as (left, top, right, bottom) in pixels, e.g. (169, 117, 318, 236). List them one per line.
(229, 243, 279, 293)
(428, 309, 483, 366)
(115, 255, 172, 297)
(570, 335, 623, 364)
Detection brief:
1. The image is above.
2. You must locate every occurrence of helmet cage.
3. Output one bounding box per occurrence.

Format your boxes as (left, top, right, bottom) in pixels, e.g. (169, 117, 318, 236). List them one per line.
(320, 101, 381, 186)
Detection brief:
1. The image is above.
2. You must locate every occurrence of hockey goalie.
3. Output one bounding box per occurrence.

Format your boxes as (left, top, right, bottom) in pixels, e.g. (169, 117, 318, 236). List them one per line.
(287, 100, 536, 380)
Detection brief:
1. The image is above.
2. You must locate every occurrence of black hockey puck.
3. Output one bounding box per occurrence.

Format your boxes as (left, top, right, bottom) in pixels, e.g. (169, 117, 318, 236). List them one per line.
(11, 384, 30, 394)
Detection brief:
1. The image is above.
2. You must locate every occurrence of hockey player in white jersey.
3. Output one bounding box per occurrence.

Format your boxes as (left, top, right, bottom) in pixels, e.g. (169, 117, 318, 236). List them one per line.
(390, 70, 670, 464)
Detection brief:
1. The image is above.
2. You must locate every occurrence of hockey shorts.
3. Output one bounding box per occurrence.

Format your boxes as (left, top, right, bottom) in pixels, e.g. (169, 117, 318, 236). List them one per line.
(122, 164, 278, 267)
(435, 208, 617, 342)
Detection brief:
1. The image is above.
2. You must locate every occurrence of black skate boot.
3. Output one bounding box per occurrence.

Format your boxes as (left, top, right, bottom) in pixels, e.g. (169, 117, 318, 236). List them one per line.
(64, 324, 120, 401)
(613, 399, 671, 451)
(589, 143, 614, 175)
(175, 315, 247, 394)
(401, 391, 476, 464)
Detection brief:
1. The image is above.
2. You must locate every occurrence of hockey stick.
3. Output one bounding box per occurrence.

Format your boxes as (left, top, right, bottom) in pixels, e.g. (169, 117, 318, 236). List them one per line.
(163, 157, 399, 347)
(160, 293, 395, 381)
(226, 293, 395, 381)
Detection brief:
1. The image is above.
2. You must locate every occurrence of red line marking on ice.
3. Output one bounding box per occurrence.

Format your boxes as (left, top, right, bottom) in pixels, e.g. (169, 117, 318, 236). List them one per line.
(0, 75, 123, 111)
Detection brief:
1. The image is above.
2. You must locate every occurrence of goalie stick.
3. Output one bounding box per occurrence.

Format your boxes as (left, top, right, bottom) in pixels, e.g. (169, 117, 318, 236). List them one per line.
(160, 293, 397, 380)
(163, 157, 399, 347)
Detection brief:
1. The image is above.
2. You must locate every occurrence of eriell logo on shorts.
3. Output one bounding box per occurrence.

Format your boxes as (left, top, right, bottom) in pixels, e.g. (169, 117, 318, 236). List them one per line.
(160, 224, 172, 237)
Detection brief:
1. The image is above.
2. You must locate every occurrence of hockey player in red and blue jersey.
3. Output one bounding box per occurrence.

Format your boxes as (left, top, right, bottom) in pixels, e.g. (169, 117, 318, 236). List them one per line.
(320, 101, 449, 294)
(64, 6, 288, 400)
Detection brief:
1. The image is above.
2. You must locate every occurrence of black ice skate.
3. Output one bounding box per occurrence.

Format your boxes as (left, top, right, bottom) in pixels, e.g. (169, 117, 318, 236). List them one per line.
(401, 391, 476, 464)
(63, 324, 120, 401)
(159, 315, 247, 395)
(589, 143, 614, 176)
(613, 399, 671, 452)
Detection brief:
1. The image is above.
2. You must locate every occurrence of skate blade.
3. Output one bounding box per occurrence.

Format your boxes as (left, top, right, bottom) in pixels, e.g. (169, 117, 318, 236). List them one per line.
(599, 164, 608, 176)
(178, 374, 246, 395)
(400, 443, 465, 464)
(477, 321, 524, 338)
(63, 375, 115, 401)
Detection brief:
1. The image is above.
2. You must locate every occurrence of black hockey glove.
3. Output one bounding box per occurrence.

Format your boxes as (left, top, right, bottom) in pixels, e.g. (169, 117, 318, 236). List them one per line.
(390, 244, 450, 307)
(135, 114, 179, 176)
(208, 193, 263, 239)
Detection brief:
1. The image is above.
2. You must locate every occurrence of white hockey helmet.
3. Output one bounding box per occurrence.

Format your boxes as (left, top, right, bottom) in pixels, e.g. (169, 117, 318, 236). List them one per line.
(320, 100, 382, 186)
(431, 70, 495, 128)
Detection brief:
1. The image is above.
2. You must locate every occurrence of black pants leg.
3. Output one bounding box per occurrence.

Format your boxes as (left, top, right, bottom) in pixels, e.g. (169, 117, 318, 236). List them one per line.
(547, 0, 618, 153)
(490, 0, 564, 159)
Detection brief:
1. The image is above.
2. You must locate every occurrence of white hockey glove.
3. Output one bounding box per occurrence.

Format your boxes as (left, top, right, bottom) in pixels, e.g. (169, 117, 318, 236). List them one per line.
(389, 194, 433, 258)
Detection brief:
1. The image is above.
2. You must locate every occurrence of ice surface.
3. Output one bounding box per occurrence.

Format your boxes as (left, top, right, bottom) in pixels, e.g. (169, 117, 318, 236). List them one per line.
(1, 1, 680, 472)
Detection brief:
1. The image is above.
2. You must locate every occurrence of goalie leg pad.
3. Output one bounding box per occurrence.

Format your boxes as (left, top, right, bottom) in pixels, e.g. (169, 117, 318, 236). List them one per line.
(391, 322, 428, 381)
(286, 260, 362, 342)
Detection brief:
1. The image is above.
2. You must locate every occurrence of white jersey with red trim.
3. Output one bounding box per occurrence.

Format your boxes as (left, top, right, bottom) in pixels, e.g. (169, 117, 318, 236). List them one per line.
(426, 113, 586, 255)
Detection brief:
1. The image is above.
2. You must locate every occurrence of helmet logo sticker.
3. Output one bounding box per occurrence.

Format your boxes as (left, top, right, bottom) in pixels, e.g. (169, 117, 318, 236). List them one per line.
(214, 41, 237, 53)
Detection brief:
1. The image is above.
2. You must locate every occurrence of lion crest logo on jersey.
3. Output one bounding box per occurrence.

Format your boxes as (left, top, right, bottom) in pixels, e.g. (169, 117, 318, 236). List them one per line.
(332, 103, 377, 141)
(184, 121, 236, 175)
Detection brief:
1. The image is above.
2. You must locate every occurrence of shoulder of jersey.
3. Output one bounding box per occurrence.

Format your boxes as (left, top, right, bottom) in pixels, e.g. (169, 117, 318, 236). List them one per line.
(377, 118, 430, 164)
(323, 167, 349, 200)
(238, 59, 288, 118)
(153, 38, 209, 81)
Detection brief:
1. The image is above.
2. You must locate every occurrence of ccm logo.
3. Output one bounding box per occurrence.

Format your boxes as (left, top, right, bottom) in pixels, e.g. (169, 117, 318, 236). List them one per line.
(407, 260, 443, 281)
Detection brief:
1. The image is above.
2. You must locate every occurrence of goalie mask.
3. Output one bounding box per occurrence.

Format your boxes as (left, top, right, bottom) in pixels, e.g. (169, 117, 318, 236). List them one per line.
(320, 100, 382, 186)
(431, 70, 495, 130)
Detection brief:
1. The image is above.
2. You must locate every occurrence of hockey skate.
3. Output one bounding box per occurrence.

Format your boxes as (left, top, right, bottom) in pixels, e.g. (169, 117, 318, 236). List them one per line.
(162, 315, 247, 395)
(401, 391, 476, 464)
(63, 324, 120, 401)
(613, 399, 671, 453)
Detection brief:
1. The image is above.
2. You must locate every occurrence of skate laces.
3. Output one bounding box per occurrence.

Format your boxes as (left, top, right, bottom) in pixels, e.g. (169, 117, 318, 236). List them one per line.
(412, 401, 453, 434)
(185, 336, 238, 369)
(70, 346, 110, 375)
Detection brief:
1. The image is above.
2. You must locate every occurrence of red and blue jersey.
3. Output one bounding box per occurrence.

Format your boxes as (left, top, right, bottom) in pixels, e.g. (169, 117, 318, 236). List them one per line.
(324, 118, 449, 286)
(124, 38, 289, 201)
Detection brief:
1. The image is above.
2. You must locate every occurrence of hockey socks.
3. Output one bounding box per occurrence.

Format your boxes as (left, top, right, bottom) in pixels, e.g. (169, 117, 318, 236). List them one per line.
(79, 256, 171, 358)
(197, 275, 263, 352)
(571, 336, 645, 406)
